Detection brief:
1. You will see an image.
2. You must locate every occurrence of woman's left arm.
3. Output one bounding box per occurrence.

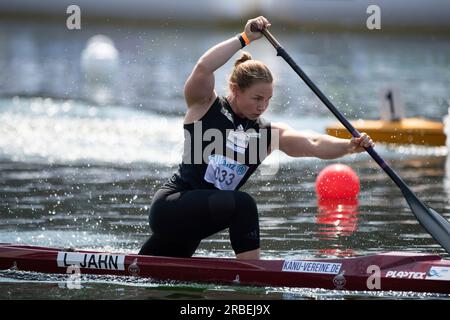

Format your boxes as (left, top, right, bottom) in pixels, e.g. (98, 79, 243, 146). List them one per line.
(271, 122, 375, 159)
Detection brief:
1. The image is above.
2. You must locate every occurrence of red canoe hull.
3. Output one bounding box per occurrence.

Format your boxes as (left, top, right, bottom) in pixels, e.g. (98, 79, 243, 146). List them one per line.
(0, 244, 449, 294)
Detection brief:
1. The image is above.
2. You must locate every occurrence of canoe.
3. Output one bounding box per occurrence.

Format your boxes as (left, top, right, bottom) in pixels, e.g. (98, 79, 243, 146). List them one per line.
(1, 243, 449, 294)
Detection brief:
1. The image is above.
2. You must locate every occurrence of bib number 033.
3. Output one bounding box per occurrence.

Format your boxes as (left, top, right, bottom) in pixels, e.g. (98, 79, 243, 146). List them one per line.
(214, 167, 235, 186)
(204, 154, 249, 190)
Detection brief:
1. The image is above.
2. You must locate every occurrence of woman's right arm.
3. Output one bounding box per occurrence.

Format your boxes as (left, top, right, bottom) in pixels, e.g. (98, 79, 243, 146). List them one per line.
(184, 16, 271, 110)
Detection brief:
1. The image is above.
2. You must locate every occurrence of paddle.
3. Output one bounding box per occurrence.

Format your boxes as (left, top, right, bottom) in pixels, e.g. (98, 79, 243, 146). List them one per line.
(257, 26, 450, 255)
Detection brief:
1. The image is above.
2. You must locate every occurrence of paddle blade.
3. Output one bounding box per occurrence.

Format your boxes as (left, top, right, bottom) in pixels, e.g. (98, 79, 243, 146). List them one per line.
(404, 192, 450, 254)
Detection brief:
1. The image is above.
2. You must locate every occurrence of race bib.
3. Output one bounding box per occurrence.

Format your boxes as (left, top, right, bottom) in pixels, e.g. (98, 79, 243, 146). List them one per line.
(204, 154, 249, 190)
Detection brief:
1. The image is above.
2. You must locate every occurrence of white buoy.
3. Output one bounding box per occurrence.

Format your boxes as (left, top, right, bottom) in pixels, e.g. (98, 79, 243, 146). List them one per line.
(81, 35, 119, 105)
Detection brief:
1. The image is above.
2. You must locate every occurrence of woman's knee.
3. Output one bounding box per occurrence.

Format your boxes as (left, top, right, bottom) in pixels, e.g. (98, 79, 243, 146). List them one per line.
(148, 201, 164, 232)
(147, 190, 180, 233)
(139, 233, 200, 257)
(207, 191, 258, 226)
(234, 191, 258, 217)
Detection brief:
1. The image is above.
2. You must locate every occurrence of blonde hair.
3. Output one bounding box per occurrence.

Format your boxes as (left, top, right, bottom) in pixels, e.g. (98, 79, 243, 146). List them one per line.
(229, 52, 273, 90)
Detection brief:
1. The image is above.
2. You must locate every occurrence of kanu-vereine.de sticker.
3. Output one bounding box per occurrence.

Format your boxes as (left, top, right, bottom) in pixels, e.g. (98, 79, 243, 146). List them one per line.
(282, 260, 342, 275)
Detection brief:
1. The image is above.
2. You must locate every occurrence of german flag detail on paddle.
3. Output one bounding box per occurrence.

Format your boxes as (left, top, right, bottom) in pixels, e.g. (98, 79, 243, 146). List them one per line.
(57, 252, 125, 270)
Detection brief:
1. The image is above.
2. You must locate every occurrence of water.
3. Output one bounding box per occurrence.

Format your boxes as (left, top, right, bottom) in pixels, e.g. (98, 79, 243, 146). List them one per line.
(0, 21, 450, 300)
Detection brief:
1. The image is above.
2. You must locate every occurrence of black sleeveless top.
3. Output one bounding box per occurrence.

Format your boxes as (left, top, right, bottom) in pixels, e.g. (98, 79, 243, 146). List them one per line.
(167, 96, 271, 190)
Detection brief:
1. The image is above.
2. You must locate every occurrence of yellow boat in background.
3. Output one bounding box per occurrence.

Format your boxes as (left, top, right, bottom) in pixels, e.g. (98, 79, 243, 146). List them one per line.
(326, 117, 446, 146)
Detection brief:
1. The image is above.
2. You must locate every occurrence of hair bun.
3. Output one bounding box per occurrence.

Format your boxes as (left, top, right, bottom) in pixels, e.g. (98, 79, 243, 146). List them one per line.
(234, 52, 252, 67)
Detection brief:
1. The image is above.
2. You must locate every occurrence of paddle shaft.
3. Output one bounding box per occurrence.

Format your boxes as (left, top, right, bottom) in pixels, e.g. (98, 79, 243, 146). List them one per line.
(260, 28, 410, 193)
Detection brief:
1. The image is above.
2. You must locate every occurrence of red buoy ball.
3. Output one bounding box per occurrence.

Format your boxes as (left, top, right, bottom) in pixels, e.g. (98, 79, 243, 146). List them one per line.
(315, 164, 360, 199)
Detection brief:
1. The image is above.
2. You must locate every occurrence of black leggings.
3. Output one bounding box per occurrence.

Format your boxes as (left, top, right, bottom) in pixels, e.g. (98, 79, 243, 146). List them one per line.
(138, 186, 260, 257)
